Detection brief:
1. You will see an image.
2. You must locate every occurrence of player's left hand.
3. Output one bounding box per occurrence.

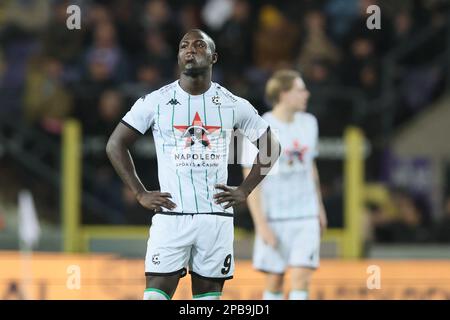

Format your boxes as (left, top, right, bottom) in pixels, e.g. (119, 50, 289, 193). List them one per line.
(213, 184, 247, 209)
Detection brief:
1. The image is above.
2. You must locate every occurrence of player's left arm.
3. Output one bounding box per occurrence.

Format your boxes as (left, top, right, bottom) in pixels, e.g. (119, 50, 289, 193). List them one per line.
(214, 128, 281, 209)
(313, 161, 327, 236)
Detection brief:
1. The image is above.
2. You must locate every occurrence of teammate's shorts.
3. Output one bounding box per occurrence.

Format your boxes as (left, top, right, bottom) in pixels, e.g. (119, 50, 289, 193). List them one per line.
(145, 213, 234, 280)
(253, 217, 320, 274)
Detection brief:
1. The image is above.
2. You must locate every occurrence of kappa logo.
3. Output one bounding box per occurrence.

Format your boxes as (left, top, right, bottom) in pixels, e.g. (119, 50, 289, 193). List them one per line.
(152, 253, 161, 265)
(166, 98, 181, 106)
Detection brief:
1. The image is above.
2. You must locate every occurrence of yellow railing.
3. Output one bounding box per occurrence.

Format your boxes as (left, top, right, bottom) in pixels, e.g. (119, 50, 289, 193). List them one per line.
(80, 226, 148, 253)
(62, 122, 366, 258)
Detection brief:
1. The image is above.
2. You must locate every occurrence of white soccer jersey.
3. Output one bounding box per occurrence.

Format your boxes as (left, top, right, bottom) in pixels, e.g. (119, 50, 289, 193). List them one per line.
(122, 80, 269, 215)
(242, 111, 319, 220)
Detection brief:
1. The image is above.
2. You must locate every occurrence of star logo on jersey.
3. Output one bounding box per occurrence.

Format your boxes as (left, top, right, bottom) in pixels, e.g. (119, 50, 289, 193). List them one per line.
(173, 112, 221, 148)
(286, 140, 308, 165)
(166, 98, 181, 106)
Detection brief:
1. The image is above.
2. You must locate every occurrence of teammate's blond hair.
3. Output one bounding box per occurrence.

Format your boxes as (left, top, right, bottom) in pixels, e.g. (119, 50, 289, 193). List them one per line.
(265, 70, 301, 105)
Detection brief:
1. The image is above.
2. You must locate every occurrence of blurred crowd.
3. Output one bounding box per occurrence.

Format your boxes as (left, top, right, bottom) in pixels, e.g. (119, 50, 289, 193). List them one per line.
(0, 0, 449, 242)
(365, 188, 450, 244)
(1, 0, 447, 132)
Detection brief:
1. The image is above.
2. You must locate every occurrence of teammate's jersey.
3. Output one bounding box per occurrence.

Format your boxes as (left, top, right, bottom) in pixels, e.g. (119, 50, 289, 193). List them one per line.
(122, 80, 269, 215)
(241, 111, 319, 220)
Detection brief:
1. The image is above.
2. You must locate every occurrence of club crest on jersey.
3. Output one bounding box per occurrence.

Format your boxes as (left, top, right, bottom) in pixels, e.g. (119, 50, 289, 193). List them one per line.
(212, 95, 221, 106)
(152, 253, 160, 265)
(173, 112, 221, 149)
(166, 98, 181, 106)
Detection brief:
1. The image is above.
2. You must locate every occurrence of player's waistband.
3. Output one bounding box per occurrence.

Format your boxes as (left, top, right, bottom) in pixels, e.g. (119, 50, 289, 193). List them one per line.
(157, 211, 234, 217)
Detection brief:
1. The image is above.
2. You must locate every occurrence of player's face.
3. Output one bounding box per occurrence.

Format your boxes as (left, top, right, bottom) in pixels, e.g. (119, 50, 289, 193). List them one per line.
(282, 77, 310, 112)
(178, 32, 217, 74)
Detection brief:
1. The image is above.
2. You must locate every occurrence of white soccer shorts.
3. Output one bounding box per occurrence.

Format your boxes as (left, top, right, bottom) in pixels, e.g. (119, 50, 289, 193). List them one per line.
(253, 218, 320, 274)
(145, 213, 235, 280)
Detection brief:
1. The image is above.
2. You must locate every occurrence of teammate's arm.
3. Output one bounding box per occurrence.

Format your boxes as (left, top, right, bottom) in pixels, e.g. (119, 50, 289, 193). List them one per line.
(214, 129, 281, 209)
(242, 167, 277, 248)
(106, 123, 176, 211)
(312, 161, 327, 235)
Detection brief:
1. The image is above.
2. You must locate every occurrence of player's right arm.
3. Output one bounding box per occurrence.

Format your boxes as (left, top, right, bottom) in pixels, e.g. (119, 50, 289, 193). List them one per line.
(106, 93, 176, 212)
(106, 124, 176, 211)
(242, 168, 277, 248)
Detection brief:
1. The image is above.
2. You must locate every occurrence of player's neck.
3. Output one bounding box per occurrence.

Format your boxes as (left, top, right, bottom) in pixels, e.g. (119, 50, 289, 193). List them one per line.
(179, 72, 212, 96)
(272, 106, 295, 123)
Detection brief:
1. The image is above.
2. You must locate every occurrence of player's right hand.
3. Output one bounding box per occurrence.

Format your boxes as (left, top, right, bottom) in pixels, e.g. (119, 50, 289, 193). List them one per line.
(136, 191, 176, 211)
(257, 223, 278, 248)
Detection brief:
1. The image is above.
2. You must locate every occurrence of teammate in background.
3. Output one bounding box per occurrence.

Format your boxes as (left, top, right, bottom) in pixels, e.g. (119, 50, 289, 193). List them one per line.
(106, 29, 280, 300)
(241, 70, 327, 300)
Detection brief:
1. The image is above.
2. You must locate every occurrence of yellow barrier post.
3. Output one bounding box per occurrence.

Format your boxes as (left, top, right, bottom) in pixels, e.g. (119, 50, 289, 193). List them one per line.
(62, 120, 82, 252)
(63, 125, 364, 258)
(343, 127, 365, 258)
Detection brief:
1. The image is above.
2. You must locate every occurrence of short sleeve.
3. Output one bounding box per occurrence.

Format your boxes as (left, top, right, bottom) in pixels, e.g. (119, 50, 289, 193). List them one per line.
(234, 98, 269, 142)
(121, 92, 158, 134)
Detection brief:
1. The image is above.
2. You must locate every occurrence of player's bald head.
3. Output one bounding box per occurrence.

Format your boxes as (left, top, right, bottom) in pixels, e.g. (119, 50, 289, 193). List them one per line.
(181, 29, 216, 53)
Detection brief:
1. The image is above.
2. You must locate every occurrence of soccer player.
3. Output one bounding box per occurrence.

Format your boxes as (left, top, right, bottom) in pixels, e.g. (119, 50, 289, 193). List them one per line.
(241, 70, 327, 300)
(106, 29, 281, 300)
